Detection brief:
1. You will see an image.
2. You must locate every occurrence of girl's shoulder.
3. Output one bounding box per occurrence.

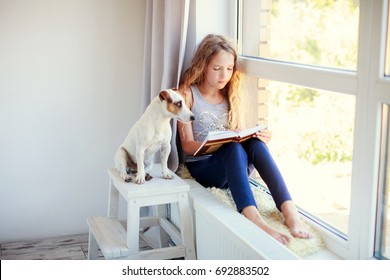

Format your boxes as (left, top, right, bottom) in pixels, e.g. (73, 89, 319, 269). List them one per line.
(178, 87, 194, 109)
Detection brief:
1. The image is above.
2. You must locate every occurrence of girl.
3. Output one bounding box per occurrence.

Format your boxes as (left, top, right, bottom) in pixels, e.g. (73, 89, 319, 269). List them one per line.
(177, 34, 310, 245)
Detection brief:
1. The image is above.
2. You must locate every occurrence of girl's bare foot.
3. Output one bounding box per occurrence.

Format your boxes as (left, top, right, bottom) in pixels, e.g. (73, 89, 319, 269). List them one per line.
(281, 200, 312, 239)
(242, 205, 291, 245)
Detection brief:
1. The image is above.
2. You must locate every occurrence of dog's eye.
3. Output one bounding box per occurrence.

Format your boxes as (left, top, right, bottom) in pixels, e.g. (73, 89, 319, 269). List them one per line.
(175, 101, 182, 108)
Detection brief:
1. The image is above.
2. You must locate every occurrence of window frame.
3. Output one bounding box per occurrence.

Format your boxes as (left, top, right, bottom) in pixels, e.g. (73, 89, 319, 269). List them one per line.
(235, 0, 390, 259)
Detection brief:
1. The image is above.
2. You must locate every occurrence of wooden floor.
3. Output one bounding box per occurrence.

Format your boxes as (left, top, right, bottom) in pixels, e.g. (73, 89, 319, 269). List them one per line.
(1, 230, 388, 260)
(0, 233, 152, 260)
(0, 233, 91, 260)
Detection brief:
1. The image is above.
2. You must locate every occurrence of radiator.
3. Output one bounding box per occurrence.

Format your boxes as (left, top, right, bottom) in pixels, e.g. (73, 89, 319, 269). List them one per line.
(170, 179, 298, 260)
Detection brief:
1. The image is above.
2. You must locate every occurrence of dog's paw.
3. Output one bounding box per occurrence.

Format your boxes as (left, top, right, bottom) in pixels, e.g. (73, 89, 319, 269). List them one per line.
(135, 173, 146, 184)
(123, 175, 133, 182)
(120, 172, 133, 183)
(162, 171, 174, 180)
(145, 173, 153, 181)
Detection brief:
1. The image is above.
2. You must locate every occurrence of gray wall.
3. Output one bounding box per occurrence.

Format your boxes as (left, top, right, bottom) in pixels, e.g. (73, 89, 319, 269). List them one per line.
(0, 0, 146, 242)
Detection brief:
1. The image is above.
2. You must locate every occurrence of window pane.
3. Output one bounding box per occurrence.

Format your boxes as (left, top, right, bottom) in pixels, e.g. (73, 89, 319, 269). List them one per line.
(385, 2, 390, 77)
(375, 104, 390, 260)
(241, 0, 359, 70)
(242, 75, 355, 235)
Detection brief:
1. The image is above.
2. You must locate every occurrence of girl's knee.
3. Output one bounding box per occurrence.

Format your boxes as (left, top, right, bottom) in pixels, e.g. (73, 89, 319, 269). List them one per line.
(245, 138, 269, 154)
(224, 142, 247, 160)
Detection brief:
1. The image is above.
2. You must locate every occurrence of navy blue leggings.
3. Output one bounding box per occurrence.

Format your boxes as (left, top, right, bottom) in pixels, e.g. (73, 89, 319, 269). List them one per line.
(186, 138, 292, 212)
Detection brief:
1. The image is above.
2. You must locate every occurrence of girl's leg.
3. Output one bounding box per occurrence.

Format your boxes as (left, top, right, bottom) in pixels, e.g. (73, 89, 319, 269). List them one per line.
(242, 205, 290, 245)
(281, 201, 311, 239)
(243, 138, 291, 210)
(243, 139, 311, 239)
(187, 142, 256, 211)
(187, 142, 291, 244)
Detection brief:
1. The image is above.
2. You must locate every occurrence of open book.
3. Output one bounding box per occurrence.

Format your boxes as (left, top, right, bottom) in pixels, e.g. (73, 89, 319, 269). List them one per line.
(193, 124, 267, 157)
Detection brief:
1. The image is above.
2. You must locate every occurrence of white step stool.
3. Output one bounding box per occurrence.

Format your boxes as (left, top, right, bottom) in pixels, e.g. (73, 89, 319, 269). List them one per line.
(87, 164, 196, 260)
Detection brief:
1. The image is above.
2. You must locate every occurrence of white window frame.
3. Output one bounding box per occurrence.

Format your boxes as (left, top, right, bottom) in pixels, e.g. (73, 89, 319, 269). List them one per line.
(234, 0, 390, 259)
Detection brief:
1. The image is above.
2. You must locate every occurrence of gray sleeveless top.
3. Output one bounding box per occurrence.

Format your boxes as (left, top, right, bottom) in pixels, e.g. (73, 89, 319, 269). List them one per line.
(186, 85, 229, 162)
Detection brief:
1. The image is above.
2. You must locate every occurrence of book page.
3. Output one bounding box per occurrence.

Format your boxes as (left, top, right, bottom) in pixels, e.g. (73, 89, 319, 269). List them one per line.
(193, 124, 267, 157)
(207, 130, 239, 141)
(237, 124, 267, 138)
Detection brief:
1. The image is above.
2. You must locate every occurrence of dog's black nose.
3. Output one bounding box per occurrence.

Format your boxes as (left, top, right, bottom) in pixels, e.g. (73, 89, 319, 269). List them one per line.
(190, 116, 195, 121)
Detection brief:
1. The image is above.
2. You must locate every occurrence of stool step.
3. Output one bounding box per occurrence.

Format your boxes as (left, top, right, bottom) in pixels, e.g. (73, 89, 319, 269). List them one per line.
(87, 217, 128, 259)
(87, 216, 189, 260)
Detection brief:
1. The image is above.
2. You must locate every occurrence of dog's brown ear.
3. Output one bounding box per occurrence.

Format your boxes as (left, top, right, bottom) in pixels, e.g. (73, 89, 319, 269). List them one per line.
(159, 90, 173, 103)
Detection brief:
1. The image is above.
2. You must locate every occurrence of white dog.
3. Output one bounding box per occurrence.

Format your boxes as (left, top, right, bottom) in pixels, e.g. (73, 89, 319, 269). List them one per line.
(115, 89, 194, 184)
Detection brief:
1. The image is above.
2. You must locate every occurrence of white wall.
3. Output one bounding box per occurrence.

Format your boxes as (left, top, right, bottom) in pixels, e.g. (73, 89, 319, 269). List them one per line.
(184, 0, 236, 73)
(193, 0, 236, 39)
(0, 0, 146, 242)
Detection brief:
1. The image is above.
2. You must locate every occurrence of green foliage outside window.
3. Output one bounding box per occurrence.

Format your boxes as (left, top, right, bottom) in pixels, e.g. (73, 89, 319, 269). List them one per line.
(269, 0, 358, 165)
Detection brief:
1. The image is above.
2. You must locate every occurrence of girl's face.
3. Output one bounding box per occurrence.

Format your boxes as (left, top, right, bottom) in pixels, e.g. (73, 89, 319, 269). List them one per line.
(203, 50, 235, 90)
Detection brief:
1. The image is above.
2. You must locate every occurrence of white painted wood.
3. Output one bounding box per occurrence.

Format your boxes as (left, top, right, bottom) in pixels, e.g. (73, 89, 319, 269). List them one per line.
(159, 217, 182, 246)
(127, 199, 140, 254)
(87, 230, 99, 260)
(139, 216, 159, 229)
(132, 193, 184, 207)
(139, 231, 161, 250)
(107, 167, 190, 199)
(138, 207, 166, 250)
(108, 177, 119, 219)
(87, 216, 188, 260)
(155, 204, 170, 249)
(87, 164, 196, 260)
(87, 217, 128, 259)
(177, 191, 196, 259)
(116, 246, 186, 260)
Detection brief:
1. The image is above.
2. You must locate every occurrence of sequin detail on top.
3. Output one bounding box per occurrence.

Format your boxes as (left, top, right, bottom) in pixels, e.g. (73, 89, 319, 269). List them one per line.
(190, 85, 229, 143)
(195, 111, 229, 139)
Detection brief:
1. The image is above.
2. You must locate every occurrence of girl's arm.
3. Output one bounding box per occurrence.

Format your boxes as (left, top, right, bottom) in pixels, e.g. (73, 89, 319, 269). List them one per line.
(177, 87, 202, 156)
(177, 121, 202, 155)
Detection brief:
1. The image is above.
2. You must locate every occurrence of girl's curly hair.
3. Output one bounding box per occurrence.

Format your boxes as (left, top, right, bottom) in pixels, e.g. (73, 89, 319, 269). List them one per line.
(180, 34, 241, 129)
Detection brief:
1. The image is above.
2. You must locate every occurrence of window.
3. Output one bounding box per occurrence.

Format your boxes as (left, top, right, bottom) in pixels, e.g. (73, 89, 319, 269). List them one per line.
(239, 0, 358, 237)
(238, 0, 390, 259)
(240, 0, 359, 70)
(376, 104, 390, 259)
(386, 1, 390, 77)
(375, 5, 390, 260)
(266, 81, 355, 235)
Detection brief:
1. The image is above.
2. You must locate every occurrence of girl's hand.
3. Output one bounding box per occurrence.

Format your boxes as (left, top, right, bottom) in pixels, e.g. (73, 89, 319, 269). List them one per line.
(254, 129, 272, 144)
